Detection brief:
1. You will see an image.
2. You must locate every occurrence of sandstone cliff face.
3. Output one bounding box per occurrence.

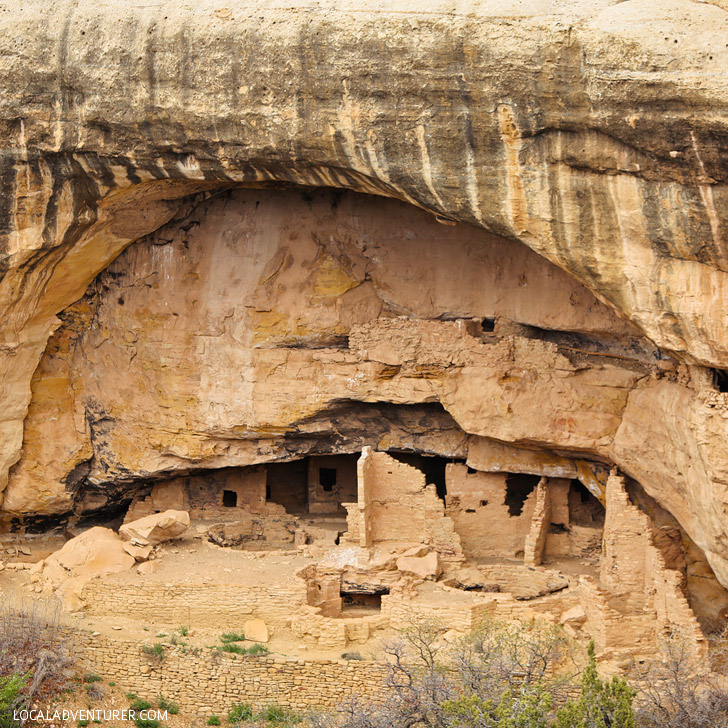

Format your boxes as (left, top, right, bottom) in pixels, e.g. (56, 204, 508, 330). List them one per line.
(4, 188, 641, 509)
(1, 0, 728, 598)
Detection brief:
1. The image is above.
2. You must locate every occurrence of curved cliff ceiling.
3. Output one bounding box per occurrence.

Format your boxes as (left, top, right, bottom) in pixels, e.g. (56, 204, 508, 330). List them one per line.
(1, 1, 728, 581)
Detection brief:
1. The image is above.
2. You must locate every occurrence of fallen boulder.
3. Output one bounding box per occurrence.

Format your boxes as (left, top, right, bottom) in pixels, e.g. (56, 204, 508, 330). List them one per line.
(396, 551, 441, 580)
(119, 510, 190, 546)
(40, 526, 136, 609)
(244, 618, 270, 643)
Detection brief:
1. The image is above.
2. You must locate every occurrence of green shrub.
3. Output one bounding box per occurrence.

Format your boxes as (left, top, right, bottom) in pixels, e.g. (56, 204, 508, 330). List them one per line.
(141, 643, 164, 660)
(217, 642, 270, 656)
(220, 643, 247, 655)
(157, 695, 179, 714)
(0, 672, 29, 728)
(443, 688, 553, 728)
(227, 702, 254, 723)
(341, 651, 363, 661)
(126, 692, 138, 700)
(555, 641, 636, 728)
(220, 631, 246, 643)
(207, 716, 221, 726)
(130, 697, 153, 711)
(77, 720, 89, 727)
(133, 718, 160, 728)
(82, 673, 102, 683)
(259, 704, 302, 725)
(178, 625, 190, 636)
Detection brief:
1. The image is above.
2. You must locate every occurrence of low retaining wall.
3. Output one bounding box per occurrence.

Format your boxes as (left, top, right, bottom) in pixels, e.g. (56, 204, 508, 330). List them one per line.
(75, 631, 388, 716)
(82, 581, 307, 629)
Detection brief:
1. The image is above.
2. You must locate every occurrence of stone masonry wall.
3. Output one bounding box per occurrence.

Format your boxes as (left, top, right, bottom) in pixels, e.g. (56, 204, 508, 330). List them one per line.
(581, 472, 706, 657)
(82, 581, 307, 629)
(445, 465, 537, 559)
(345, 448, 463, 559)
(74, 631, 388, 716)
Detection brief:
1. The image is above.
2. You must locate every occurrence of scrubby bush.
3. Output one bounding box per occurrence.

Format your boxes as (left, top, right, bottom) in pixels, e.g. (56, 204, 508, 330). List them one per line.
(0, 598, 72, 719)
(247, 643, 270, 656)
(630, 631, 728, 728)
(555, 641, 635, 728)
(130, 697, 153, 712)
(141, 643, 164, 661)
(157, 695, 179, 714)
(207, 716, 221, 725)
(0, 672, 29, 728)
(260, 704, 302, 725)
(220, 631, 246, 643)
(85, 681, 105, 701)
(228, 702, 254, 723)
(220, 643, 248, 655)
(218, 642, 270, 656)
(309, 617, 635, 728)
(133, 718, 160, 728)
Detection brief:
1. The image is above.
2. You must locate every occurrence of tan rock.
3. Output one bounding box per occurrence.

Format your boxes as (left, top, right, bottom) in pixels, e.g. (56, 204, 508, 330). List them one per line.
(396, 552, 441, 580)
(122, 543, 153, 562)
(560, 605, 587, 627)
(0, 0, 727, 665)
(137, 561, 158, 576)
(119, 510, 190, 546)
(42, 527, 135, 608)
(244, 619, 270, 643)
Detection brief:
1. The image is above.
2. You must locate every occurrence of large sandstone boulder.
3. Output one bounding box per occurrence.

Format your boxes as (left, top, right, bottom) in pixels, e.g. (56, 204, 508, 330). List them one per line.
(40, 527, 136, 609)
(119, 510, 190, 546)
(396, 551, 441, 581)
(244, 619, 270, 643)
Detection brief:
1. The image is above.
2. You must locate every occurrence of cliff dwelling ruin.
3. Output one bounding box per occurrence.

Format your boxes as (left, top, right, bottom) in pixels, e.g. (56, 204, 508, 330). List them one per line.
(2, 0, 728, 720)
(2, 186, 726, 667)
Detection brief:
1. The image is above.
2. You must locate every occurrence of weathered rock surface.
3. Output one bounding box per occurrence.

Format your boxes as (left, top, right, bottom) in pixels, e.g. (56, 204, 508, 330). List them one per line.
(244, 619, 270, 643)
(119, 510, 190, 546)
(1, 0, 728, 609)
(40, 527, 136, 609)
(396, 552, 442, 581)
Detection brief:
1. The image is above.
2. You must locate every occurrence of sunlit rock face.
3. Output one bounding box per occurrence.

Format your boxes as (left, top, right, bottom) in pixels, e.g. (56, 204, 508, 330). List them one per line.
(1, 0, 728, 607)
(3, 187, 644, 513)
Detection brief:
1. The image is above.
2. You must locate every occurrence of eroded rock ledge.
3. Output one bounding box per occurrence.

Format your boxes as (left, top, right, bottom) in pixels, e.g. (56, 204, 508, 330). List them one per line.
(2, 0, 728, 665)
(3, 186, 728, 634)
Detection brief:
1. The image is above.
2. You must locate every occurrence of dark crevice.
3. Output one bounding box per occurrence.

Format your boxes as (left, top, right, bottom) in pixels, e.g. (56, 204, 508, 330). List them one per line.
(504, 473, 541, 516)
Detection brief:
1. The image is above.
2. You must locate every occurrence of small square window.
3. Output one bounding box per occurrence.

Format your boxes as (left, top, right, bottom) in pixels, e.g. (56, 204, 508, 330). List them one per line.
(222, 490, 238, 507)
(319, 468, 337, 492)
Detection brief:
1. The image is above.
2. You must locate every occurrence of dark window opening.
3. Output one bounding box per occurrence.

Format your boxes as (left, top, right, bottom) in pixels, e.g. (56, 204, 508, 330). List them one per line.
(549, 523, 569, 534)
(465, 508, 476, 513)
(467, 466, 477, 475)
(568, 479, 605, 526)
(340, 587, 389, 610)
(266, 458, 309, 513)
(388, 452, 455, 500)
(481, 318, 496, 332)
(480, 500, 489, 507)
(222, 490, 238, 508)
(319, 468, 337, 492)
(713, 368, 728, 393)
(504, 473, 541, 516)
